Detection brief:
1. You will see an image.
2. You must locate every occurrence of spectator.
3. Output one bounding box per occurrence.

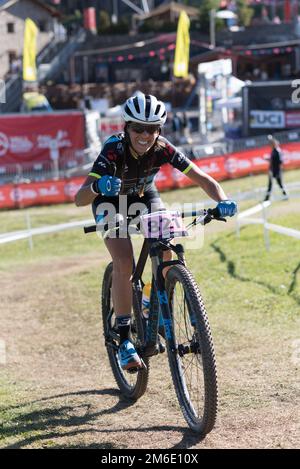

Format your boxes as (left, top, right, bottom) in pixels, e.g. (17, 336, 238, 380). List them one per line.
(264, 135, 288, 201)
(261, 7, 271, 24)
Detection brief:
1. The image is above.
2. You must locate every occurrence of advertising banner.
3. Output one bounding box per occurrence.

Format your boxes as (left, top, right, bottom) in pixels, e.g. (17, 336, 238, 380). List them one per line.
(0, 185, 16, 209)
(100, 117, 124, 143)
(173, 11, 190, 79)
(1, 142, 300, 209)
(0, 112, 85, 165)
(243, 81, 300, 136)
(23, 18, 38, 82)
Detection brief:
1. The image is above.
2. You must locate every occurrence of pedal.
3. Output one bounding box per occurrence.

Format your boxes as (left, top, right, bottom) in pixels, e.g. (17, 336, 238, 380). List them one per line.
(127, 367, 140, 374)
(126, 358, 147, 374)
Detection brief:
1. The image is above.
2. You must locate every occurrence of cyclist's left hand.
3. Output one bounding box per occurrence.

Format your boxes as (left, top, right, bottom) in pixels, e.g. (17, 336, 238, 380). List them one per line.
(216, 200, 237, 218)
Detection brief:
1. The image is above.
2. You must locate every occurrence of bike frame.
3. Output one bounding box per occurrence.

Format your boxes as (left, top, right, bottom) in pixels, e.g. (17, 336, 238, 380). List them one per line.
(131, 236, 187, 356)
(84, 206, 224, 357)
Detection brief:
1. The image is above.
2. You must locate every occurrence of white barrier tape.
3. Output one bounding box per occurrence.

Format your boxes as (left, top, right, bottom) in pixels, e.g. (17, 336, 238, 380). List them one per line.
(0, 232, 32, 244)
(0, 230, 28, 239)
(238, 217, 265, 225)
(238, 201, 270, 219)
(237, 200, 300, 242)
(264, 223, 300, 239)
(0, 219, 94, 245)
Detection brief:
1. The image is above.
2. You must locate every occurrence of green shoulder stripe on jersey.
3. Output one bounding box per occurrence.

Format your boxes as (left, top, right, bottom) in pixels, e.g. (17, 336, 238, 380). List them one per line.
(182, 163, 195, 175)
(88, 172, 101, 179)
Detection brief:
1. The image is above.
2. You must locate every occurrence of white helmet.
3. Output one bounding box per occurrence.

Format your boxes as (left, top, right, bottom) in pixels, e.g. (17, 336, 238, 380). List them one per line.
(123, 93, 167, 126)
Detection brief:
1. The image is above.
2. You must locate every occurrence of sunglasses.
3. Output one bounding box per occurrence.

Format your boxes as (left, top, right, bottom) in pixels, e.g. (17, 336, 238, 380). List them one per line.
(129, 124, 161, 134)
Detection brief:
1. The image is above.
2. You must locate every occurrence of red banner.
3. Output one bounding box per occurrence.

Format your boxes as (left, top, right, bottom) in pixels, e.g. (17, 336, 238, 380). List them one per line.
(0, 185, 16, 209)
(224, 147, 269, 178)
(0, 112, 85, 165)
(281, 142, 300, 169)
(1, 142, 300, 209)
(100, 117, 124, 142)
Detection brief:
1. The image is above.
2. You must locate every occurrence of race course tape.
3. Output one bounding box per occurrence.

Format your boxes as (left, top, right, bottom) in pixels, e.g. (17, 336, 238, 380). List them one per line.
(237, 201, 271, 219)
(238, 202, 300, 240)
(0, 219, 94, 245)
(264, 223, 300, 239)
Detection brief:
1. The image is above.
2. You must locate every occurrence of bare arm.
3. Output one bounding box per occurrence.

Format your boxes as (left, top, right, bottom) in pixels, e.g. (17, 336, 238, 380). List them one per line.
(75, 175, 98, 207)
(185, 164, 228, 202)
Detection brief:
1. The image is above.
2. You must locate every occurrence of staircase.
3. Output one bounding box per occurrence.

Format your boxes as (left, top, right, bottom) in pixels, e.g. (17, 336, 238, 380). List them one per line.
(0, 28, 87, 114)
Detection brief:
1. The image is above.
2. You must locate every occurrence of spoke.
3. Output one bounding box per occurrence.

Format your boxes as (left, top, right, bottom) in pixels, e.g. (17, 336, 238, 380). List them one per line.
(173, 285, 193, 341)
(179, 346, 204, 416)
(170, 275, 208, 419)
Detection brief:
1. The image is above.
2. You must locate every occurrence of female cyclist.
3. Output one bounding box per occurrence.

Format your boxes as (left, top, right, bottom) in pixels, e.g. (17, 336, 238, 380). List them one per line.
(75, 93, 237, 371)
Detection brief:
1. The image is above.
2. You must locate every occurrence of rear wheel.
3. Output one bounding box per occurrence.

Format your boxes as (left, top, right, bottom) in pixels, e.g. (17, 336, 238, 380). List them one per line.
(165, 265, 218, 435)
(101, 262, 149, 400)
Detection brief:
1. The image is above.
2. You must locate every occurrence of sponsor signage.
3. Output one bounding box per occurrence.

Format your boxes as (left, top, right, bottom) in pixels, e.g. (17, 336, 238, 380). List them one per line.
(0, 112, 85, 165)
(243, 81, 300, 136)
(285, 112, 300, 127)
(1, 143, 300, 209)
(250, 110, 285, 129)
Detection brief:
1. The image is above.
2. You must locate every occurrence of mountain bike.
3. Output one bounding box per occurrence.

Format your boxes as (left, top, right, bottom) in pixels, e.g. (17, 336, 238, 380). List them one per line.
(84, 207, 224, 436)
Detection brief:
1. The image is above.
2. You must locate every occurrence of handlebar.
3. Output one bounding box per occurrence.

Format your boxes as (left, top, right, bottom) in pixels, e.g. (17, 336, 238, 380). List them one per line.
(83, 207, 226, 235)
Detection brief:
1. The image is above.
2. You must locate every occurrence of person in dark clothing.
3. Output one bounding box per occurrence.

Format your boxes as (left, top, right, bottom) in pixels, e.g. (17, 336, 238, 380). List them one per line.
(264, 135, 288, 201)
(75, 93, 237, 371)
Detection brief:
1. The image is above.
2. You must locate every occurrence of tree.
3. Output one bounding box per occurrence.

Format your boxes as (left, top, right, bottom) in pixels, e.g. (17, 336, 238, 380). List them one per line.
(98, 10, 111, 33)
(236, 0, 254, 27)
(198, 0, 254, 34)
(198, 0, 223, 34)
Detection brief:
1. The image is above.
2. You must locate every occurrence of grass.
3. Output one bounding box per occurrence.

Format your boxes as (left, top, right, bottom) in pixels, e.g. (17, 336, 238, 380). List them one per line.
(0, 169, 299, 448)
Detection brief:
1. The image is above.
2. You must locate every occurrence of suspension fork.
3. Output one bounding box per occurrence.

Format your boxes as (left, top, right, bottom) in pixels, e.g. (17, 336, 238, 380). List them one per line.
(150, 243, 185, 353)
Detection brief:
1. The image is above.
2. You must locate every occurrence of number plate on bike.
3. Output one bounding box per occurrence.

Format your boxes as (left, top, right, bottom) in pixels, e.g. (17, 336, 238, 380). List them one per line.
(140, 210, 188, 239)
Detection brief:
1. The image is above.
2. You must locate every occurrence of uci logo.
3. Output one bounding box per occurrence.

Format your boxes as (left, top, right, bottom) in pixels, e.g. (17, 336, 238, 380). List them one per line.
(250, 111, 284, 129)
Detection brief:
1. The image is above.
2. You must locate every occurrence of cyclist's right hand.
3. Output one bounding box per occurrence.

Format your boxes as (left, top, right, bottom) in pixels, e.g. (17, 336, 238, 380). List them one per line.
(94, 175, 121, 196)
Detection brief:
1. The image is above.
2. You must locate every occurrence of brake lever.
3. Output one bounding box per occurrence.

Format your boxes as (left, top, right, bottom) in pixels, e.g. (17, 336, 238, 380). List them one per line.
(207, 208, 227, 223)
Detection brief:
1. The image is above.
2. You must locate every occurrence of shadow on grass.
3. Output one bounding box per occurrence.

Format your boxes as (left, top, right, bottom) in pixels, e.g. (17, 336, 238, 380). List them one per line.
(210, 234, 300, 306)
(0, 387, 207, 449)
(0, 388, 133, 449)
(287, 262, 300, 295)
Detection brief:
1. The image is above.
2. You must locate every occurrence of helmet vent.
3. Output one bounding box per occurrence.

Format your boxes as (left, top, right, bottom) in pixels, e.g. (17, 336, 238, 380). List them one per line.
(133, 96, 140, 114)
(124, 104, 134, 118)
(145, 95, 151, 119)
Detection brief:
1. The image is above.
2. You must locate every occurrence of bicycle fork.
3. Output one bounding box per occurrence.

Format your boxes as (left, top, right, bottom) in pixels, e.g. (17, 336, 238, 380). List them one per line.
(149, 244, 185, 354)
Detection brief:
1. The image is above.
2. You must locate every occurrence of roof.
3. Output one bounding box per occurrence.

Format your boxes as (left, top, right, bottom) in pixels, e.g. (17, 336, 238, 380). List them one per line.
(0, 0, 61, 17)
(134, 1, 199, 21)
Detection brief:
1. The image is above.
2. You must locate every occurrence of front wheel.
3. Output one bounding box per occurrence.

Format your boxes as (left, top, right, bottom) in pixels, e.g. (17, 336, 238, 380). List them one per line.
(101, 262, 149, 400)
(165, 265, 218, 435)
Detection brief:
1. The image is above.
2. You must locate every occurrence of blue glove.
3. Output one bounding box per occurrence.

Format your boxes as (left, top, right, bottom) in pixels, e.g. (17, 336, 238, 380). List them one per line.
(217, 200, 237, 218)
(97, 175, 121, 196)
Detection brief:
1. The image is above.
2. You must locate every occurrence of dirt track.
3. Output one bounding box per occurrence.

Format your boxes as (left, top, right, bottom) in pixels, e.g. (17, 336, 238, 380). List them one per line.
(1, 248, 299, 449)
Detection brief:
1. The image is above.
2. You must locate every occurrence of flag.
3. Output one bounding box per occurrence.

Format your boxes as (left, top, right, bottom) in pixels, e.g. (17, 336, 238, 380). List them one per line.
(23, 18, 38, 82)
(173, 11, 190, 78)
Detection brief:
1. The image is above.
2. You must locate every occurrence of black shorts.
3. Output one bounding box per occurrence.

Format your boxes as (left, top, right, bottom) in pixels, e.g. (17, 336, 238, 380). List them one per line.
(92, 190, 164, 237)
